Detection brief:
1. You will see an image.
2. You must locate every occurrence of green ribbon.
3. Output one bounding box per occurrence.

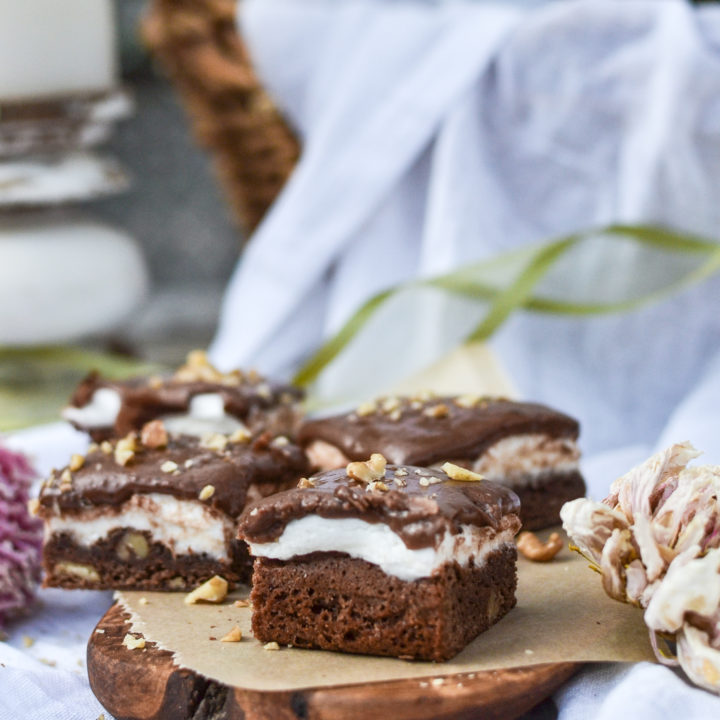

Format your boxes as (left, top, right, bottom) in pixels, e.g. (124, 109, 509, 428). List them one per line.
(294, 225, 720, 387)
(0, 346, 162, 432)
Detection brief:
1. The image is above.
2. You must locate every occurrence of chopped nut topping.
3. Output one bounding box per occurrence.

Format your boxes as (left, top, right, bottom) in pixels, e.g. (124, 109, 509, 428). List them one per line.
(115, 449, 134, 466)
(517, 532, 563, 562)
(413, 390, 435, 402)
(174, 350, 242, 386)
(87, 443, 99, 454)
(221, 626, 243, 642)
(60, 469, 73, 484)
(161, 460, 179, 473)
(394, 468, 408, 477)
(297, 477, 315, 488)
(381, 396, 400, 413)
(256, 383, 272, 400)
(272, 435, 289, 447)
(100, 441, 113, 455)
(122, 634, 146, 650)
(229, 427, 252, 444)
(199, 484, 215, 501)
(115, 434, 138, 466)
(234, 598, 251, 608)
(139, 597, 149, 605)
(184, 575, 228, 605)
(419, 478, 430, 487)
(263, 641, 280, 651)
(184, 459, 195, 469)
(410, 400, 423, 410)
(59, 482, 72, 494)
(27, 498, 40, 516)
(442, 462, 484, 482)
(201, 433, 228, 452)
(367, 480, 390, 493)
(388, 409, 402, 422)
(69, 454, 85, 472)
(346, 453, 387, 484)
(423, 403, 449, 419)
(141, 420, 168, 449)
(454, 394, 482, 409)
(393, 477, 407, 488)
(355, 401, 377, 417)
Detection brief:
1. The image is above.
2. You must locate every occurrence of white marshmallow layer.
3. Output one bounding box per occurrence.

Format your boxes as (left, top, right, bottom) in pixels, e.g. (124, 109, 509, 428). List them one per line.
(248, 516, 515, 582)
(47, 492, 233, 559)
(62, 389, 246, 437)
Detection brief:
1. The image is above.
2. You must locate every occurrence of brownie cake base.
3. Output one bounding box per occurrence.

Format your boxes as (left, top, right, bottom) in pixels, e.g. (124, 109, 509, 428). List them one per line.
(250, 546, 517, 662)
(43, 529, 252, 590)
(513, 471, 585, 531)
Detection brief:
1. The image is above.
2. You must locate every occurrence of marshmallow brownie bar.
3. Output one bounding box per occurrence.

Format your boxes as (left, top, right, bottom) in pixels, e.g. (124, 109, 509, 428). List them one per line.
(298, 395, 584, 530)
(63, 350, 303, 442)
(37, 425, 308, 590)
(239, 455, 521, 661)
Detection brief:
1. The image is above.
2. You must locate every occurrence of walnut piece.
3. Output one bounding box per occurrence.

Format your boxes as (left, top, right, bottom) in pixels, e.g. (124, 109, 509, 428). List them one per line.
(184, 575, 228, 605)
(441, 462, 484, 482)
(141, 420, 168, 449)
(355, 401, 377, 417)
(423, 403, 449, 418)
(201, 433, 229, 452)
(116, 531, 149, 561)
(229, 427, 252, 444)
(297, 477, 315, 488)
(221, 626, 243, 642)
(115, 434, 138, 466)
(346, 453, 387, 484)
(199, 484, 215, 501)
(517, 531, 563, 562)
(69, 454, 85, 472)
(122, 633, 146, 650)
(161, 460, 179, 473)
(55, 562, 100, 582)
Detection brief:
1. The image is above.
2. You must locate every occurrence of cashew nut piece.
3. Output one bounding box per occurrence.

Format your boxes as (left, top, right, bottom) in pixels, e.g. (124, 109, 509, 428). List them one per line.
(517, 531, 563, 562)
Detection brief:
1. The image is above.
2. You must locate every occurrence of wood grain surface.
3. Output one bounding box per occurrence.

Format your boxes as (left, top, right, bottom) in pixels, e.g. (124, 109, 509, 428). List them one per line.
(88, 603, 579, 720)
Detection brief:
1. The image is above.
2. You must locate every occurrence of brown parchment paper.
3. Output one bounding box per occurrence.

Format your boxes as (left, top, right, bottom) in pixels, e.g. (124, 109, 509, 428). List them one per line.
(116, 530, 656, 692)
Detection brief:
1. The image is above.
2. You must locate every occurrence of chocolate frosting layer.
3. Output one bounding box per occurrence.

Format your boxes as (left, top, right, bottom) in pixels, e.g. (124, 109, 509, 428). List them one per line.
(68, 371, 303, 438)
(238, 465, 520, 550)
(298, 396, 579, 466)
(39, 434, 308, 518)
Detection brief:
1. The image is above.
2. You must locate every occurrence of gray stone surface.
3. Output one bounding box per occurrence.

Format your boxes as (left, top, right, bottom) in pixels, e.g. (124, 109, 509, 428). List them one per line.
(91, 75, 243, 287)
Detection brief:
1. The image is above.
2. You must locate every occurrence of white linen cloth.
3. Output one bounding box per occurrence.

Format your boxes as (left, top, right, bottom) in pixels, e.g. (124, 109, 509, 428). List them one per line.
(207, 0, 720, 716)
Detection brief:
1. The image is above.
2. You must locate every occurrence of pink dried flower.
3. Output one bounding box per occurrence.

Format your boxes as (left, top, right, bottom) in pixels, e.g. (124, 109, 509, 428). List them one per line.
(0, 444, 42, 626)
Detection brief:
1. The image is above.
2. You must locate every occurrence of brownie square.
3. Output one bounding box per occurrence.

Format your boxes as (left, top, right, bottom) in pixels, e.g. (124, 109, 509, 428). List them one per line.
(298, 394, 585, 529)
(37, 425, 308, 590)
(63, 350, 303, 442)
(239, 457, 521, 661)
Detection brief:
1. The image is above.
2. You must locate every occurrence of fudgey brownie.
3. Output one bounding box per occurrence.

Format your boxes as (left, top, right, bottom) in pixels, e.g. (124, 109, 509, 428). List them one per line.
(37, 424, 308, 590)
(62, 350, 303, 442)
(298, 394, 584, 530)
(238, 454, 521, 661)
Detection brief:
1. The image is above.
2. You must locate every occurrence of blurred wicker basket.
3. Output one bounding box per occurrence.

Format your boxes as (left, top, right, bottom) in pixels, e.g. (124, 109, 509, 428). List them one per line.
(142, 0, 300, 234)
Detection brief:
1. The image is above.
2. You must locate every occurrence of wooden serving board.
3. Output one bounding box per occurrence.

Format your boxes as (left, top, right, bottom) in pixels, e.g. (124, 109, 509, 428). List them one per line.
(87, 603, 578, 720)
